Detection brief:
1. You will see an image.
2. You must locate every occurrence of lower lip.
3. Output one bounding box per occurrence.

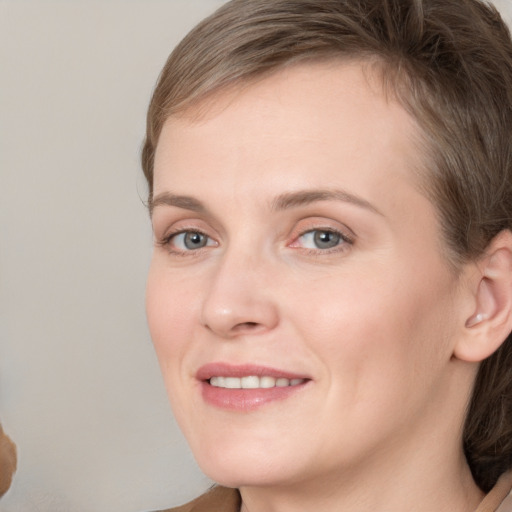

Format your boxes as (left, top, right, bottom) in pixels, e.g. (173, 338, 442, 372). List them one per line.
(200, 381, 309, 411)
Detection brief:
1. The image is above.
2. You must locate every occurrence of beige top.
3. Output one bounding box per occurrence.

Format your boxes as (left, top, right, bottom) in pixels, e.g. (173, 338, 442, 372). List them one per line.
(159, 471, 512, 512)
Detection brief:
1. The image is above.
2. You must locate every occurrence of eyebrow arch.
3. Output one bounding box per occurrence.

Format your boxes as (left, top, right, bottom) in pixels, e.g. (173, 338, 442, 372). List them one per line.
(271, 189, 383, 216)
(150, 188, 382, 217)
(149, 192, 207, 216)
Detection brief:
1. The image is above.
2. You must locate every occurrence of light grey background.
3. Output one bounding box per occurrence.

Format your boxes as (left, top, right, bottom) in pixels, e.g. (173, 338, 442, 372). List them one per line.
(1, 1, 511, 511)
(0, 2, 223, 511)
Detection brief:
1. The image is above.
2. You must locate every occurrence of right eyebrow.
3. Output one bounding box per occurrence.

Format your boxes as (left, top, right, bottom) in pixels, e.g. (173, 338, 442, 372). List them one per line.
(149, 192, 207, 216)
(271, 188, 383, 216)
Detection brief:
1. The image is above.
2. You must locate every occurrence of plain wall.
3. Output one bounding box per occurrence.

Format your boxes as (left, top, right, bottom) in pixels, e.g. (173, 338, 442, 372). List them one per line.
(0, 2, 223, 511)
(1, 1, 511, 511)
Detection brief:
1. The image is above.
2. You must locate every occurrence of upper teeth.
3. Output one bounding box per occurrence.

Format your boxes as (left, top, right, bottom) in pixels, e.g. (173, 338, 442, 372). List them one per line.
(209, 376, 305, 389)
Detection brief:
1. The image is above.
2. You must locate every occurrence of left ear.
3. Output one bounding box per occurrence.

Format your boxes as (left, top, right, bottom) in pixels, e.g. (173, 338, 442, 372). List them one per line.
(453, 230, 512, 363)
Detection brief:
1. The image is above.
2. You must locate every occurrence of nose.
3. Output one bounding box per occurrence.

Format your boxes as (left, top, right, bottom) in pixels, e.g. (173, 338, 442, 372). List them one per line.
(200, 250, 280, 338)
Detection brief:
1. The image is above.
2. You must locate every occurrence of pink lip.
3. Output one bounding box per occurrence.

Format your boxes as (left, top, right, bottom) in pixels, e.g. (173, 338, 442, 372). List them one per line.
(196, 363, 311, 411)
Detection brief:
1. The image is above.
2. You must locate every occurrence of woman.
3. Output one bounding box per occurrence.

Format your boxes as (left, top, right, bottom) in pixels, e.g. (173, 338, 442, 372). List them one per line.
(142, 0, 512, 510)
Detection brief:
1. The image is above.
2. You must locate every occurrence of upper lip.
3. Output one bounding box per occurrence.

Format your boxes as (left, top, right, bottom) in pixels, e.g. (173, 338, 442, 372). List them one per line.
(196, 362, 310, 381)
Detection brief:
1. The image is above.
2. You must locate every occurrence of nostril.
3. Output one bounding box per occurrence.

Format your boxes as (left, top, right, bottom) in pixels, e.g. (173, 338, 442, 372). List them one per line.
(233, 321, 260, 332)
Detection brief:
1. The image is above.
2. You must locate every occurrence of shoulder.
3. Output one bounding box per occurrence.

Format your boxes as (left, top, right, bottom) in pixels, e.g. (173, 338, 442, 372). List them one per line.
(151, 486, 241, 512)
(496, 490, 512, 512)
(478, 471, 512, 512)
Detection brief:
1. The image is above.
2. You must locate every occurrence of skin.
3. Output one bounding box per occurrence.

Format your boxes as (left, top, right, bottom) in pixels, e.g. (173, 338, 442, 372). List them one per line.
(147, 61, 485, 511)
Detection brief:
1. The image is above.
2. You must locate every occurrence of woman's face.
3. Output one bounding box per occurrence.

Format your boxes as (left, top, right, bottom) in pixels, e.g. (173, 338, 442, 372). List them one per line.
(147, 62, 471, 489)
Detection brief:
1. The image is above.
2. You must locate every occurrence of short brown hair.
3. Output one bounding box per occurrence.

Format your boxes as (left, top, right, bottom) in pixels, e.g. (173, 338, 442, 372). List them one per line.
(142, 0, 512, 492)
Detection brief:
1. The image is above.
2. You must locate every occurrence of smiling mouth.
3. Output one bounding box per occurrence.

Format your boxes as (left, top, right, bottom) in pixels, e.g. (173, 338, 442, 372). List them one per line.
(197, 363, 311, 409)
(209, 376, 307, 389)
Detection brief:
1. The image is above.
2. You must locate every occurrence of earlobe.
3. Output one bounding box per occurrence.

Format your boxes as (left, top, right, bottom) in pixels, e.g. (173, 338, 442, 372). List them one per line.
(454, 230, 512, 363)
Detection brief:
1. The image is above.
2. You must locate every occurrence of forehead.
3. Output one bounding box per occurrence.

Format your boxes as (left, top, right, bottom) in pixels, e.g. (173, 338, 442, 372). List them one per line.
(153, 60, 425, 196)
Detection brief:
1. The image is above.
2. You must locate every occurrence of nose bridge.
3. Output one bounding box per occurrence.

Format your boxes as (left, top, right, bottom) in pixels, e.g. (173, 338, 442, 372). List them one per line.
(200, 242, 279, 337)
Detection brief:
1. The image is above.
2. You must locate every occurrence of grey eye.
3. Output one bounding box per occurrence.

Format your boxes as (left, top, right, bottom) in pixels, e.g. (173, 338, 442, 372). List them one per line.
(170, 231, 212, 251)
(183, 232, 208, 250)
(298, 230, 343, 250)
(313, 230, 341, 249)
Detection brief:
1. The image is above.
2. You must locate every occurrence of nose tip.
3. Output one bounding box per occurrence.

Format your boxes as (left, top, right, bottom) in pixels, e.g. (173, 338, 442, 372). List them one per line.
(201, 300, 279, 338)
(200, 264, 279, 338)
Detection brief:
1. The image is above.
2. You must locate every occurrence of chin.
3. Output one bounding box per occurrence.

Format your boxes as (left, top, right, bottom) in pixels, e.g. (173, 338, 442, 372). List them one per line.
(191, 436, 306, 488)
(200, 460, 296, 489)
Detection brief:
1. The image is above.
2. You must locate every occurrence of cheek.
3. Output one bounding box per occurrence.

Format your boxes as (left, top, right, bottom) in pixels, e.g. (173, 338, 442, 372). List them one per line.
(285, 269, 458, 466)
(146, 262, 197, 368)
(291, 264, 457, 394)
(146, 263, 205, 429)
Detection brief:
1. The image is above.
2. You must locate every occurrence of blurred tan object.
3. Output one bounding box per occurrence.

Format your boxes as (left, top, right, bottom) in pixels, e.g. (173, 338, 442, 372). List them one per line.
(0, 423, 17, 497)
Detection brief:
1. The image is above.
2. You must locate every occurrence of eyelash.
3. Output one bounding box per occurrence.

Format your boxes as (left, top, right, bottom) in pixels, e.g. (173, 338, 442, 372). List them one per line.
(157, 227, 354, 256)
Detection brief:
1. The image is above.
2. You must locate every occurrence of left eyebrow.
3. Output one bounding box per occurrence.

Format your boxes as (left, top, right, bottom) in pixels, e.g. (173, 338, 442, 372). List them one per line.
(149, 192, 207, 217)
(271, 189, 383, 216)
